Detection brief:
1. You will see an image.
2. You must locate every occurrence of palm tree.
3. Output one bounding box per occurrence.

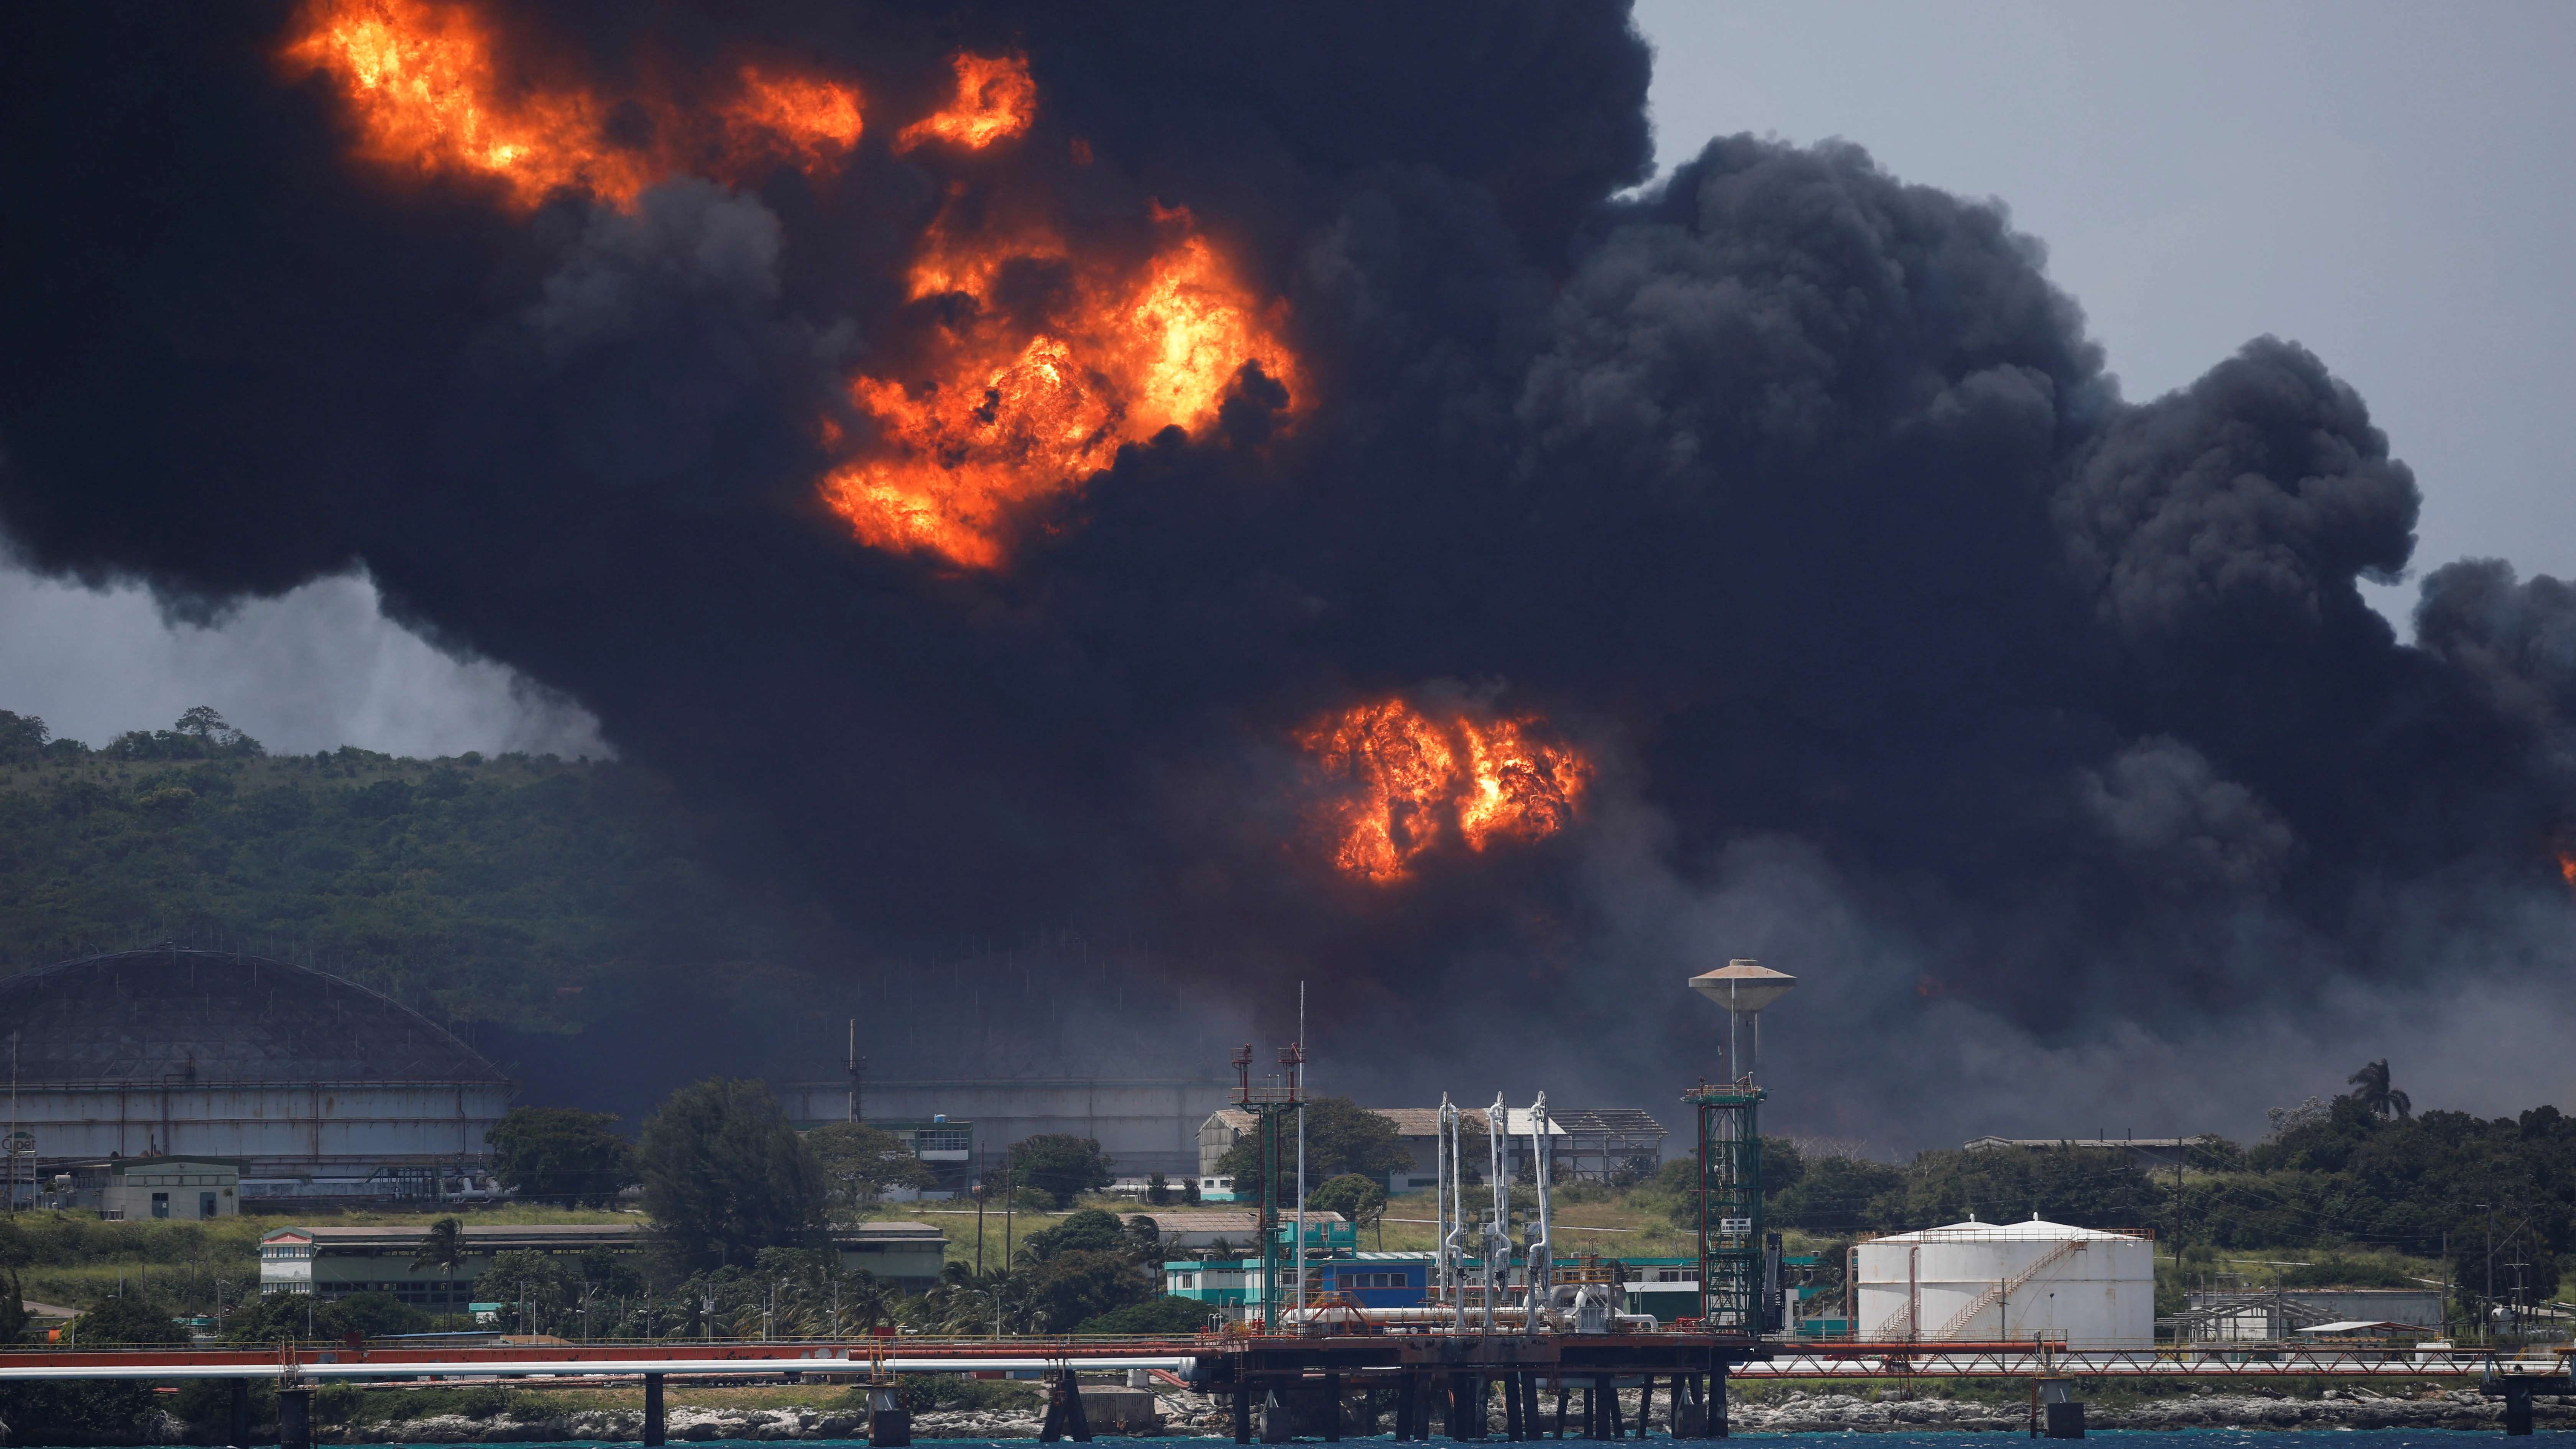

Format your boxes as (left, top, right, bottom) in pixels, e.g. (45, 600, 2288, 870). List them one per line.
(412, 1216, 467, 1327)
(2348, 1060, 2411, 1119)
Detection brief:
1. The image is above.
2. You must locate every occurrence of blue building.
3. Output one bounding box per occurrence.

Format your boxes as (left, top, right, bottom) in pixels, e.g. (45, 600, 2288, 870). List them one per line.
(1163, 1250, 1435, 1313)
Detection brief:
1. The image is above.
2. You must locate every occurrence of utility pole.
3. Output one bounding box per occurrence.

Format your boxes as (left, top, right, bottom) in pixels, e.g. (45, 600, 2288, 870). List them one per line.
(2482, 1203, 2495, 1344)
(846, 1022, 864, 1125)
(2172, 1141, 2184, 1271)
(1294, 981, 1307, 1324)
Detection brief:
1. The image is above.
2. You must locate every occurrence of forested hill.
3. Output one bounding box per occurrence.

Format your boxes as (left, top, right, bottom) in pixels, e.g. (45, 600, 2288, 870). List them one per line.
(0, 706, 848, 1056)
(0, 707, 1210, 1118)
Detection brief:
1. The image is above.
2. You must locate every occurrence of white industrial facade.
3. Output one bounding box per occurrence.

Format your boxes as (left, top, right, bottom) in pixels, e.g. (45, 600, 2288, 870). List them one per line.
(0, 948, 512, 1185)
(1854, 1217, 2155, 1348)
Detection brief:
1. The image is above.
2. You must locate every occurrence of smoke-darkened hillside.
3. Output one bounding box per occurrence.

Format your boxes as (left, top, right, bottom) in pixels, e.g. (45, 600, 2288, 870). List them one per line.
(0, 707, 1221, 1111)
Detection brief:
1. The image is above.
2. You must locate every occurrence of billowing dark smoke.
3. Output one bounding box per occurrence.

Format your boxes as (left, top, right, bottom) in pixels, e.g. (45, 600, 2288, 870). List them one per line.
(5, 2, 2569, 1143)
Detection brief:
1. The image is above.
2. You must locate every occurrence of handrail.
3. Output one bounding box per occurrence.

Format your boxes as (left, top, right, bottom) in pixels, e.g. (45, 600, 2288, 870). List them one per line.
(1926, 1237, 2083, 1341)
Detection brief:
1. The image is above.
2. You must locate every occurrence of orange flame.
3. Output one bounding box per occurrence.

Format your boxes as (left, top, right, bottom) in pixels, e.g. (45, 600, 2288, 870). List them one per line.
(820, 210, 1301, 568)
(283, 0, 862, 210)
(725, 66, 866, 171)
(894, 52, 1037, 153)
(284, 9, 1299, 569)
(1296, 701, 1591, 883)
(2560, 850, 2576, 891)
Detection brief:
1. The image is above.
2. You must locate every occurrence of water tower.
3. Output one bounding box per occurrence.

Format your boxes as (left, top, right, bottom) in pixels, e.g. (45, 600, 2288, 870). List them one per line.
(1682, 957, 1796, 1334)
(1689, 958, 1796, 1083)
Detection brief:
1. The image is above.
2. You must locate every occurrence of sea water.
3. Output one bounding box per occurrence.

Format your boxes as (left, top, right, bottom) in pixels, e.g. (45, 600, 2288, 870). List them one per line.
(28, 1435, 2576, 1448)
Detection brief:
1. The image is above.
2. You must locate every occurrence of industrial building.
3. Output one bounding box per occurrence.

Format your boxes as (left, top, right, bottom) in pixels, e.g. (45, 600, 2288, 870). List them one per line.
(1963, 1135, 2209, 1170)
(1122, 1208, 1346, 1252)
(1852, 1216, 2156, 1348)
(2172, 1286, 2446, 1341)
(0, 948, 512, 1194)
(259, 1221, 949, 1306)
(1162, 1248, 1721, 1324)
(854, 1117, 976, 1197)
(65, 1155, 243, 1219)
(783, 1077, 1227, 1180)
(1197, 1106, 1667, 1189)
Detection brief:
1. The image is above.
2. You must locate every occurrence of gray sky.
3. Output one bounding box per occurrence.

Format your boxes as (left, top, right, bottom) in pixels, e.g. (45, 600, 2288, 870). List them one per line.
(3, 0, 2568, 753)
(0, 566, 606, 758)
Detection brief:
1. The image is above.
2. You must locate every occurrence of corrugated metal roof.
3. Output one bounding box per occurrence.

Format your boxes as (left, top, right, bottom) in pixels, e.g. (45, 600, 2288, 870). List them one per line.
(0, 948, 505, 1084)
(1548, 1109, 1668, 1138)
(1122, 1209, 1346, 1231)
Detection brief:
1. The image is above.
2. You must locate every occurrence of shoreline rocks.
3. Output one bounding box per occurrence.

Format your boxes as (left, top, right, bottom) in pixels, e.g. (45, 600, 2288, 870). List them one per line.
(1730, 1387, 2573, 1434)
(287, 1385, 2569, 1440)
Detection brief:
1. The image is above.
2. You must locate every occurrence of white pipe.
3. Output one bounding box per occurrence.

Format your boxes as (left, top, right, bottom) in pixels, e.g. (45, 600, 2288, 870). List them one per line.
(1438, 1095, 1464, 1333)
(1526, 1091, 1553, 1333)
(1485, 1094, 1507, 1336)
(0, 1355, 1200, 1382)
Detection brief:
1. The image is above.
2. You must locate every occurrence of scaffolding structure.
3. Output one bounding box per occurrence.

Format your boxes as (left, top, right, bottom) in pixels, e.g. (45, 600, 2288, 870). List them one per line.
(1687, 1079, 1769, 1332)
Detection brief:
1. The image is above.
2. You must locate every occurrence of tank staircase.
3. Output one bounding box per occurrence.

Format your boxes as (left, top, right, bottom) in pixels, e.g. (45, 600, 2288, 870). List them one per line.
(1924, 1237, 2083, 1342)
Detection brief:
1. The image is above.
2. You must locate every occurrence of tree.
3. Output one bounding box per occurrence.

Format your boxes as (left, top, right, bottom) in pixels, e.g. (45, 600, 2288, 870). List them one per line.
(1213, 1097, 1412, 1186)
(482, 1250, 575, 1336)
(222, 1291, 347, 1344)
(2348, 1060, 2412, 1120)
(1308, 1174, 1388, 1242)
(0, 711, 50, 764)
(1022, 1250, 1150, 1331)
(1075, 1295, 1212, 1335)
(1768, 1157, 1907, 1235)
(412, 1217, 467, 1323)
(641, 1077, 828, 1272)
(0, 1268, 27, 1344)
(805, 1122, 937, 1208)
(69, 1295, 184, 1345)
(487, 1106, 639, 1206)
(335, 1291, 430, 1338)
(1018, 1208, 1129, 1264)
(1145, 1172, 1171, 1206)
(1006, 1134, 1114, 1208)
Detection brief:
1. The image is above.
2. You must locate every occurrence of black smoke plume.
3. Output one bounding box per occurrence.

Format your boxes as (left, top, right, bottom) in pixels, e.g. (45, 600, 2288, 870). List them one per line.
(4, 2, 2568, 1142)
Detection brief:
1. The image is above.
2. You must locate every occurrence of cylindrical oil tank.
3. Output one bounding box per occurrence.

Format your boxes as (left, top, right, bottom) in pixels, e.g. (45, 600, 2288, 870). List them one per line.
(1852, 1216, 2154, 1348)
(0, 947, 512, 1181)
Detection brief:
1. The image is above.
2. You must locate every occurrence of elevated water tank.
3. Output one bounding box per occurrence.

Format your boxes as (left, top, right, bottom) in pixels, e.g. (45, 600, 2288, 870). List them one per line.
(1853, 1216, 2154, 1348)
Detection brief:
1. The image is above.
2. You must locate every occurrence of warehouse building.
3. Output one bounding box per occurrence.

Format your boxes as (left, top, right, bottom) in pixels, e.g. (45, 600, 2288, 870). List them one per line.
(1198, 1106, 1666, 1189)
(2172, 1286, 2446, 1341)
(783, 1077, 1229, 1180)
(258, 1221, 948, 1307)
(64, 1155, 245, 1220)
(0, 948, 513, 1193)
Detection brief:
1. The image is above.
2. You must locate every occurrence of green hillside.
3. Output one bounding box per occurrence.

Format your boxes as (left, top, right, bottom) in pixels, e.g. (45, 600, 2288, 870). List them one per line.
(0, 706, 838, 1035)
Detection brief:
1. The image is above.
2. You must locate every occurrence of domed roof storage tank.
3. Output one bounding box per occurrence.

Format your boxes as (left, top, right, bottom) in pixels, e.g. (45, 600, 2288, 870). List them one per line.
(0, 947, 511, 1183)
(1853, 1216, 2155, 1348)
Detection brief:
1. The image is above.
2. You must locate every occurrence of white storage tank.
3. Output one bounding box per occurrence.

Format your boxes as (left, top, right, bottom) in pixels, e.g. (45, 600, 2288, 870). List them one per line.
(1853, 1215, 2154, 1348)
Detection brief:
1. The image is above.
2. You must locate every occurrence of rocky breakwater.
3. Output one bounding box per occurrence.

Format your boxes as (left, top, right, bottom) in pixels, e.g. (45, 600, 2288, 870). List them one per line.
(1735, 1386, 2574, 1433)
(326, 1405, 872, 1442)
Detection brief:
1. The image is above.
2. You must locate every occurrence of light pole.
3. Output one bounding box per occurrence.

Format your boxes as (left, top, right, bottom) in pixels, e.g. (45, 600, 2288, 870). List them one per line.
(2482, 1203, 2495, 1344)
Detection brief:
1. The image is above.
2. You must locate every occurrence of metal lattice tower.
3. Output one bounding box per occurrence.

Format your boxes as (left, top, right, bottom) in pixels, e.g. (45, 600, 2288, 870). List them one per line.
(1230, 1042, 1304, 1331)
(1685, 958, 1795, 1334)
(1686, 1079, 1767, 1330)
